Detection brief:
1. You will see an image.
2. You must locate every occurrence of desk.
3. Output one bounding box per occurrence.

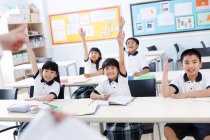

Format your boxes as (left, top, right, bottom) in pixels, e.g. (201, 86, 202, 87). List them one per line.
(1, 97, 210, 123)
(14, 60, 78, 76)
(202, 56, 210, 63)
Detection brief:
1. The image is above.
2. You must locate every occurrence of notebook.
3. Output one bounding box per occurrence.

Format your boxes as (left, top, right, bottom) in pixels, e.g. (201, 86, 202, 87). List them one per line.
(93, 96, 135, 106)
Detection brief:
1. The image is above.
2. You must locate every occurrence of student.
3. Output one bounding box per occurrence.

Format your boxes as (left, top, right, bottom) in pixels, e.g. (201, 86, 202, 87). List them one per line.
(0, 25, 27, 52)
(118, 17, 149, 77)
(162, 49, 210, 140)
(26, 43, 60, 101)
(90, 28, 143, 140)
(79, 28, 103, 78)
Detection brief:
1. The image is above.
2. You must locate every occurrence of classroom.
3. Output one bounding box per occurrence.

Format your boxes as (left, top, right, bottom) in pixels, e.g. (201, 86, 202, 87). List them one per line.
(0, 0, 210, 140)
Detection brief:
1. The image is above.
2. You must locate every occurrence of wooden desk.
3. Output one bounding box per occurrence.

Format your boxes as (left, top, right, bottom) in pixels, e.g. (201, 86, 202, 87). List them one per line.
(14, 60, 78, 76)
(1, 97, 210, 123)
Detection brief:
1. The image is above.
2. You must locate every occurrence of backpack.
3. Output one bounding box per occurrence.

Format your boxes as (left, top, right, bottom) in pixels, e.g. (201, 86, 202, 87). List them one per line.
(71, 86, 95, 99)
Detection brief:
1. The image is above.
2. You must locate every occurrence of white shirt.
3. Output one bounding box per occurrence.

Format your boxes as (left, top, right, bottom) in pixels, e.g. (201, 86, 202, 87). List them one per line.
(94, 72, 131, 97)
(169, 72, 210, 94)
(33, 71, 60, 98)
(84, 59, 102, 73)
(124, 49, 149, 75)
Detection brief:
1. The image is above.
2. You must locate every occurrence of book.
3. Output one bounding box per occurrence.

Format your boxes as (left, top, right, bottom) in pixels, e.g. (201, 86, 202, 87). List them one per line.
(136, 74, 155, 80)
(19, 110, 105, 140)
(93, 96, 135, 106)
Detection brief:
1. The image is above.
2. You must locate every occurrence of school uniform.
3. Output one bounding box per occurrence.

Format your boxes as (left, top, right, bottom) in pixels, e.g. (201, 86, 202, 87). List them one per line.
(124, 49, 149, 75)
(33, 71, 60, 98)
(94, 72, 143, 140)
(166, 72, 210, 140)
(84, 58, 102, 73)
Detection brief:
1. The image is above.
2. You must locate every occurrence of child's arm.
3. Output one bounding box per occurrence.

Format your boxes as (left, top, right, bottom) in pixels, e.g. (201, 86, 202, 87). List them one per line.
(117, 29, 126, 75)
(162, 56, 176, 97)
(172, 89, 210, 99)
(133, 69, 149, 77)
(26, 42, 38, 75)
(84, 69, 103, 78)
(79, 28, 88, 61)
(26, 94, 55, 102)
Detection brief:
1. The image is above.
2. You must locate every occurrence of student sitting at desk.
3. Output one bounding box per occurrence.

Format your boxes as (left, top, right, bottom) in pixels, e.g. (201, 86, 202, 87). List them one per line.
(26, 43, 60, 101)
(162, 49, 210, 140)
(118, 17, 149, 77)
(79, 28, 103, 78)
(90, 27, 143, 140)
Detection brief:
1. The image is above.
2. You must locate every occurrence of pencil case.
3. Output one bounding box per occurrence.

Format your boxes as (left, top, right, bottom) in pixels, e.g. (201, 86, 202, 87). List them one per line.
(7, 104, 31, 113)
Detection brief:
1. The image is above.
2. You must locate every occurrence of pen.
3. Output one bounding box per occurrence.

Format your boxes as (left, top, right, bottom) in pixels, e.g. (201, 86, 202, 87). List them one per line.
(43, 102, 58, 109)
(88, 100, 95, 106)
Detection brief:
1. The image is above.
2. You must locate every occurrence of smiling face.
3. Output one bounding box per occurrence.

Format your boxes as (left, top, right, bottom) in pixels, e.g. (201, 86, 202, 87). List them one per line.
(181, 54, 202, 81)
(104, 66, 119, 81)
(42, 69, 58, 82)
(89, 51, 101, 63)
(126, 39, 139, 54)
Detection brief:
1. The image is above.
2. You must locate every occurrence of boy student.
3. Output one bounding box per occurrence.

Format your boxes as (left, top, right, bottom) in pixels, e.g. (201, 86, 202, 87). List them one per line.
(90, 22, 143, 140)
(118, 17, 149, 77)
(162, 49, 210, 140)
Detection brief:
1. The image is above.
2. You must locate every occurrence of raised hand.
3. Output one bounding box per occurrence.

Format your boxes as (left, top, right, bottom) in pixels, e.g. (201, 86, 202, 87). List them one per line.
(78, 28, 86, 40)
(163, 56, 170, 73)
(118, 16, 125, 31)
(117, 30, 125, 48)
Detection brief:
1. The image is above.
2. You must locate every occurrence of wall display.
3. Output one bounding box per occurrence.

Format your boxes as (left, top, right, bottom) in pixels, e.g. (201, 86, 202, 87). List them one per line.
(130, 0, 210, 36)
(49, 6, 120, 44)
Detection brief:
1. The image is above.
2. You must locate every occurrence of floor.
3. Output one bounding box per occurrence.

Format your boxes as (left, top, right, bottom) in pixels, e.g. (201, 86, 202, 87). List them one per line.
(0, 88, 195, 140)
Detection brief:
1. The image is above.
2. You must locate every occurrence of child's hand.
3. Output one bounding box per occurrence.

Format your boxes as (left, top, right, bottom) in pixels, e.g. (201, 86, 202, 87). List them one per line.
(171, 93, 187, 99)
(133, 72, 140, 77)
(118, 16, 125, 30)
(84, 73, 91, 78)
(100, 94, 109, 101)
(78, 28, 86, 39)
(117, 30, 125, 47)
(163, 56, 170, 73)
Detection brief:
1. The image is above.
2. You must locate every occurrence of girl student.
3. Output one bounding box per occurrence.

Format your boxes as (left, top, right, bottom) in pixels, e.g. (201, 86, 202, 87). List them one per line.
(79, 28, 103, 78)
(26, 42, 60, 101)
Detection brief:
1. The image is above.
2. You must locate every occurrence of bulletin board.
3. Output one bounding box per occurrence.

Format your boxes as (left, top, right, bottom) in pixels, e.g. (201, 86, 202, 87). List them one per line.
(130, 0, 210, 37)
(49, 6, 120, 44)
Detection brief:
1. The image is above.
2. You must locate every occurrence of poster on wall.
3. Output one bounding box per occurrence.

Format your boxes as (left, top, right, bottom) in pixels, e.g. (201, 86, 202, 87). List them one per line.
(130, 0, 210, 37)
(49, 6, 120, 44)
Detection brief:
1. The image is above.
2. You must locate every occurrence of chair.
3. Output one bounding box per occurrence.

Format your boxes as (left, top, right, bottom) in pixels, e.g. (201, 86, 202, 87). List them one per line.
(174, 43, 181, 70)
(128, 79, 161, 140)
(147, 45, 174, 70)
(79, 67, 85, 75)
(149, 62, 156, 72)
(0, 89, 20, 138)
(200, 41, 207, 48)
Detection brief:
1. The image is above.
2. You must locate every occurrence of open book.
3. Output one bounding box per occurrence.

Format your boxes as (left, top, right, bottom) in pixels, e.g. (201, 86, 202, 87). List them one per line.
(19, 110, 105, 140)
(94, 96, 135, 106)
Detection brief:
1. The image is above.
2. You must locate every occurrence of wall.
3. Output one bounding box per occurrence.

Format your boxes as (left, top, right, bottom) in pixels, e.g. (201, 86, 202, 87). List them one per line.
(29, 0, 210, 75)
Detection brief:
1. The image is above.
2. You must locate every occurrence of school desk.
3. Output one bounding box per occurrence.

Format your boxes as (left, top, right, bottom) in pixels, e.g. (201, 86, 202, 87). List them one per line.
(1, 97, 210, 123)
(14, 60, 78, 76)
(201, 56, 210, 63)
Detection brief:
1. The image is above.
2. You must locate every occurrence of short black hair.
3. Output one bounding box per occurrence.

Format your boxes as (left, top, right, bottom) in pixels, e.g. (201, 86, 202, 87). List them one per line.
(42, 61, 60, 83)
(102, 58, 119, 70)
(125, 37, 139, 45)
(180, 49, 201, 63)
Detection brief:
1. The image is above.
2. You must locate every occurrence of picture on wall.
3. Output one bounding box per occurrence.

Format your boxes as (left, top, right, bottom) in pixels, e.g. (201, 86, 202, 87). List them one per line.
(130, 0, 210, 37)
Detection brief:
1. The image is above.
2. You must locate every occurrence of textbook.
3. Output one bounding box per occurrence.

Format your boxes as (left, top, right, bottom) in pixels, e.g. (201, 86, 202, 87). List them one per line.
(136, 74, 155, 80)
(93, 96, 135, 106)
(19, 110, 105, 140)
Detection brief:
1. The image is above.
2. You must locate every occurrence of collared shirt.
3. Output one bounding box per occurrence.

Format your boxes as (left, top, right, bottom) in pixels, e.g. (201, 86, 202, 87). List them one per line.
(94, 72, 131, 97)
(33, 71, 60, 98)
(169, 72, 210, 94)
(84, 58, 103, 74)
(124, 49, 149, 75)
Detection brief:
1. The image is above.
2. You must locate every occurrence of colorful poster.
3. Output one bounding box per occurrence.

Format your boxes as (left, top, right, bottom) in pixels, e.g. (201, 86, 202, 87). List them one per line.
(197, 12, 210, 25)
(176, 16, 194, 30)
